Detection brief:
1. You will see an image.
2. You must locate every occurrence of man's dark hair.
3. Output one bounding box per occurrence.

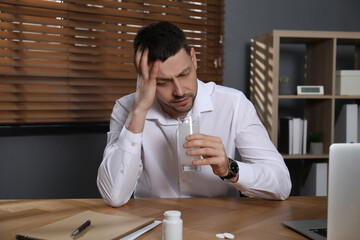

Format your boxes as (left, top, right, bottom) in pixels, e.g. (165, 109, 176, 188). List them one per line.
(134, 21, 190, 62)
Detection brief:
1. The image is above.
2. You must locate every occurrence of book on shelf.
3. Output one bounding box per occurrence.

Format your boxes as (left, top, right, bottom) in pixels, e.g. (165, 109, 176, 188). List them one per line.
(279, 117, 308, 155)
(293, 118, 302, 155)
(302, 119, 308, 154)
(335, 104, 358, 143)
(279, 117, 292, 155)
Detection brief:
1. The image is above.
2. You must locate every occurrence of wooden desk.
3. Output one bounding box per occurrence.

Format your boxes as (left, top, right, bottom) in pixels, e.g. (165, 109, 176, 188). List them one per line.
(0, 196, 327, 240)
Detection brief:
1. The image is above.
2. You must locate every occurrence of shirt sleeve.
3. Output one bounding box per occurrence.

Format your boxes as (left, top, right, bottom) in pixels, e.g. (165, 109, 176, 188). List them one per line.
(97, 99, 143, 207)
(231, 94, 292, 200)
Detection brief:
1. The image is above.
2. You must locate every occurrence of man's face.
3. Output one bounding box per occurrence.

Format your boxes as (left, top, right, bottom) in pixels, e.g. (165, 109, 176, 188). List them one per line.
(155, 48, 198, 119)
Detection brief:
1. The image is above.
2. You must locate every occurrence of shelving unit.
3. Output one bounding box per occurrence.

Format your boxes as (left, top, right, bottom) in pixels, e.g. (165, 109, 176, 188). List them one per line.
(250, 30, 360, 160)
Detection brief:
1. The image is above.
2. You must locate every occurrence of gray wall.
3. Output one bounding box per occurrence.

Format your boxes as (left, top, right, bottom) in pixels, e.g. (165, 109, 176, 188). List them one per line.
(0, 128, 107, 199)
(223, 0, 360, 95)
(1, 0, 360, 199)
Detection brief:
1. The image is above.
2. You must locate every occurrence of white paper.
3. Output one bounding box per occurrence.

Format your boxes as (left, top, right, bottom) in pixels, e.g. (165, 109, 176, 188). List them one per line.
(119, 220, 162, 240)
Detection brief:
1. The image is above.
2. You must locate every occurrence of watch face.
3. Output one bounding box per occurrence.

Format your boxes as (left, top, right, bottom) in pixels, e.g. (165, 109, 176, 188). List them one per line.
(220, 159, 239, 180)
(229, 160, 239, 175)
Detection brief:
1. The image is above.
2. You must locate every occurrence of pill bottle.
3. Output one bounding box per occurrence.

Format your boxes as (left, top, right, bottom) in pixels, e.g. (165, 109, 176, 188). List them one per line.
(162, 210, 182, 240)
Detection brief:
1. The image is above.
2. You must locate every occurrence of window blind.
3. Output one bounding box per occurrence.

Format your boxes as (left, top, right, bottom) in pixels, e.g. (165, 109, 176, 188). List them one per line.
(0, 0, 224, 124)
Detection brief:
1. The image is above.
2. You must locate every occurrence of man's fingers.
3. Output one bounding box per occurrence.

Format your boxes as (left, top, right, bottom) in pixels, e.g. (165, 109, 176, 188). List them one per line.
(184, 133, 229, 175)
(192, 157, 225, 167)
(149, 59, 161, 81)
(139, 48, 149, 79)
(134, 45, 143, 72)
(192, 158, 214, 165)
(184, 139, 223, 150)
(134, 47, 159, 83)
(186, 147, 222, 158)
(186, 133, 222, 143)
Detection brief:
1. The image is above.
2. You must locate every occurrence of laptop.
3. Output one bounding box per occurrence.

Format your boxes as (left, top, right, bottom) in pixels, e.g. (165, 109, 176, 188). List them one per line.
(283, 143, 360, 240)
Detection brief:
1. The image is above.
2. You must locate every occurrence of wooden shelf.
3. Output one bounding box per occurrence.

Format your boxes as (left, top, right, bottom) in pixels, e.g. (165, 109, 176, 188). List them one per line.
(334, 95, 360, 99)
(250, 30, 360, 160)
(283, 154, 329, 160)
(278, 95, 333, 99)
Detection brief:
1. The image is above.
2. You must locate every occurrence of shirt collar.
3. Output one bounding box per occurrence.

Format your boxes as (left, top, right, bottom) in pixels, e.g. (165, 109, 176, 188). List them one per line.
(146, 79, 214, 125)
(192, 79, 214, 116)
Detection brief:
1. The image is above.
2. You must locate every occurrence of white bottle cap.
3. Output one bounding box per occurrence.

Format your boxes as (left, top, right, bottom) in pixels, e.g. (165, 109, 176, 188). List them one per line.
(164, 210, 181, 219)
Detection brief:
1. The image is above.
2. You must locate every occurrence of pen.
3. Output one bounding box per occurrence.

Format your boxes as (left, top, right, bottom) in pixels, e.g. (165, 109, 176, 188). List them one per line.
(70, 220, 91, 237)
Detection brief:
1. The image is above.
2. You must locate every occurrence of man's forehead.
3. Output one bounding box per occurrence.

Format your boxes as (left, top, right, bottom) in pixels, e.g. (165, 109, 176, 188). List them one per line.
(156, 49, 192, 78)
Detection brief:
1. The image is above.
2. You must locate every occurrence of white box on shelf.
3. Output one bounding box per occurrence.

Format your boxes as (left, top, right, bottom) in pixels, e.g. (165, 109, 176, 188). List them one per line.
(336, 70, 360, 95)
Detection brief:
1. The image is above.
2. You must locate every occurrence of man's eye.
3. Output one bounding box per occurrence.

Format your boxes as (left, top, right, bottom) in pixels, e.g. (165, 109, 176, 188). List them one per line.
(179, 73, 189, 78)
(157, 82, 167, 86)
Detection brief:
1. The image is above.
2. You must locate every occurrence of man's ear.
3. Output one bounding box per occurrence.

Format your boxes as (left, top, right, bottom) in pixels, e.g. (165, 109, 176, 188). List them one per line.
(190, 47, 197, 70)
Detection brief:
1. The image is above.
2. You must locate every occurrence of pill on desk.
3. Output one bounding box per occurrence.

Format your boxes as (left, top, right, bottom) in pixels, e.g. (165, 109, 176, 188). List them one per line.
(216, 233, 225, 238)
(224, 232, 235, 239)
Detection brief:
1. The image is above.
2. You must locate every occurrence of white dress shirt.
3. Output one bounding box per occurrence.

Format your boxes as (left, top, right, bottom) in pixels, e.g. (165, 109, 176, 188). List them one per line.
(97, 80, 291, 207)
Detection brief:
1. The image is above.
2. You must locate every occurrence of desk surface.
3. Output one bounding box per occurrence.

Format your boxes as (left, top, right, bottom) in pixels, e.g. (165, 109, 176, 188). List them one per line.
(0, 196, 327, 240)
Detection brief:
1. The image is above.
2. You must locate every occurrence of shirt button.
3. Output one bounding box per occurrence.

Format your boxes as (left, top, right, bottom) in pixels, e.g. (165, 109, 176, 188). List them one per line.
(120, 169, 124, 174)
(131, 142, 136, 147)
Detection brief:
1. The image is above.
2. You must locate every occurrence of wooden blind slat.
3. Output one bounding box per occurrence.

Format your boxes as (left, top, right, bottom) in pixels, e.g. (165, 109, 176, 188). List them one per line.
(0, 76, 136, 87)
(0, 0, 210, 25)
(0, 3, 142, 26)
(0, 102, 69, 110)
(0, 40, 135, 57)
(0, 93, 69, 102)
(0, 0, 66, 11)
(0, 84, 68, 93)
(0, 58, 136, 71)
(0, 25, 137, 46)
(0, 84, 135, 95)
(0, 0, 224, 124)
(0, 50, 134, 64)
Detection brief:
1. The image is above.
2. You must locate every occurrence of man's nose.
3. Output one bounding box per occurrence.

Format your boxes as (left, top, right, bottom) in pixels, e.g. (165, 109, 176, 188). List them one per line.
(173, 79, 184, 96)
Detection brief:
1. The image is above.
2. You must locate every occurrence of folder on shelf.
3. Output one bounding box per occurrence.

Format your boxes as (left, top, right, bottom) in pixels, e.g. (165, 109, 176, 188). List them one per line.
(302, 119, 308, 154)
(279, 117, 293, 154)
(358, 105, 360, 142)
(335, 104, 358, 143)
(300, 162, 328, 196)
(15, 210, 155, 240)
(292, 118, 302, 155)
(279, 117, 308, 155)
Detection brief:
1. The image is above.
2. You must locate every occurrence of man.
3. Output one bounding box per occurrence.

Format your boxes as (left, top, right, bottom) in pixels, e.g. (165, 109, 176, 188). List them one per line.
(97, 21, 291, 207)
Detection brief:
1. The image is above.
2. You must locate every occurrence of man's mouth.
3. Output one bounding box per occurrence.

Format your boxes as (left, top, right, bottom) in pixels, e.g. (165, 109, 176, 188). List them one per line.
(173, 97, 190, 106)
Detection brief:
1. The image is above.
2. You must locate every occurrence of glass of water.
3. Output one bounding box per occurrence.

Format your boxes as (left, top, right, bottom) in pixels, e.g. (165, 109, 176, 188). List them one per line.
(177, 114, 201, 171)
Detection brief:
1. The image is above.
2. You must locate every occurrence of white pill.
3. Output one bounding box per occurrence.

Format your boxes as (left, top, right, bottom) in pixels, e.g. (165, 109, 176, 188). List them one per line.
(224, 232, 235, 239)
(216, 233, 225, 238)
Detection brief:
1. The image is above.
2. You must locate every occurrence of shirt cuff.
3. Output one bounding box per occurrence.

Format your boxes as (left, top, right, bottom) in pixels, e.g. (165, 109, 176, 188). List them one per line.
(232, 161, 255, 192)
(116, 127, 142, 155)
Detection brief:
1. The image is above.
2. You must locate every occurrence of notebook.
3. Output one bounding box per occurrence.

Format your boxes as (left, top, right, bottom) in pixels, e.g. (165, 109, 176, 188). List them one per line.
(283, 143, 360, 240)
(15, 210, 155, 240)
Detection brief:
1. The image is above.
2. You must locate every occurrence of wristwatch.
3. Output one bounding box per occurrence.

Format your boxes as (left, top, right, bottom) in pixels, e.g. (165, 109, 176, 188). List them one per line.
(220, 158, 239, 180)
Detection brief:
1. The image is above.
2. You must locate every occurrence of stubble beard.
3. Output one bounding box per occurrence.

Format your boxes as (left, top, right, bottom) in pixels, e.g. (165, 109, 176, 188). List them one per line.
(160, 93, 196, 116)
